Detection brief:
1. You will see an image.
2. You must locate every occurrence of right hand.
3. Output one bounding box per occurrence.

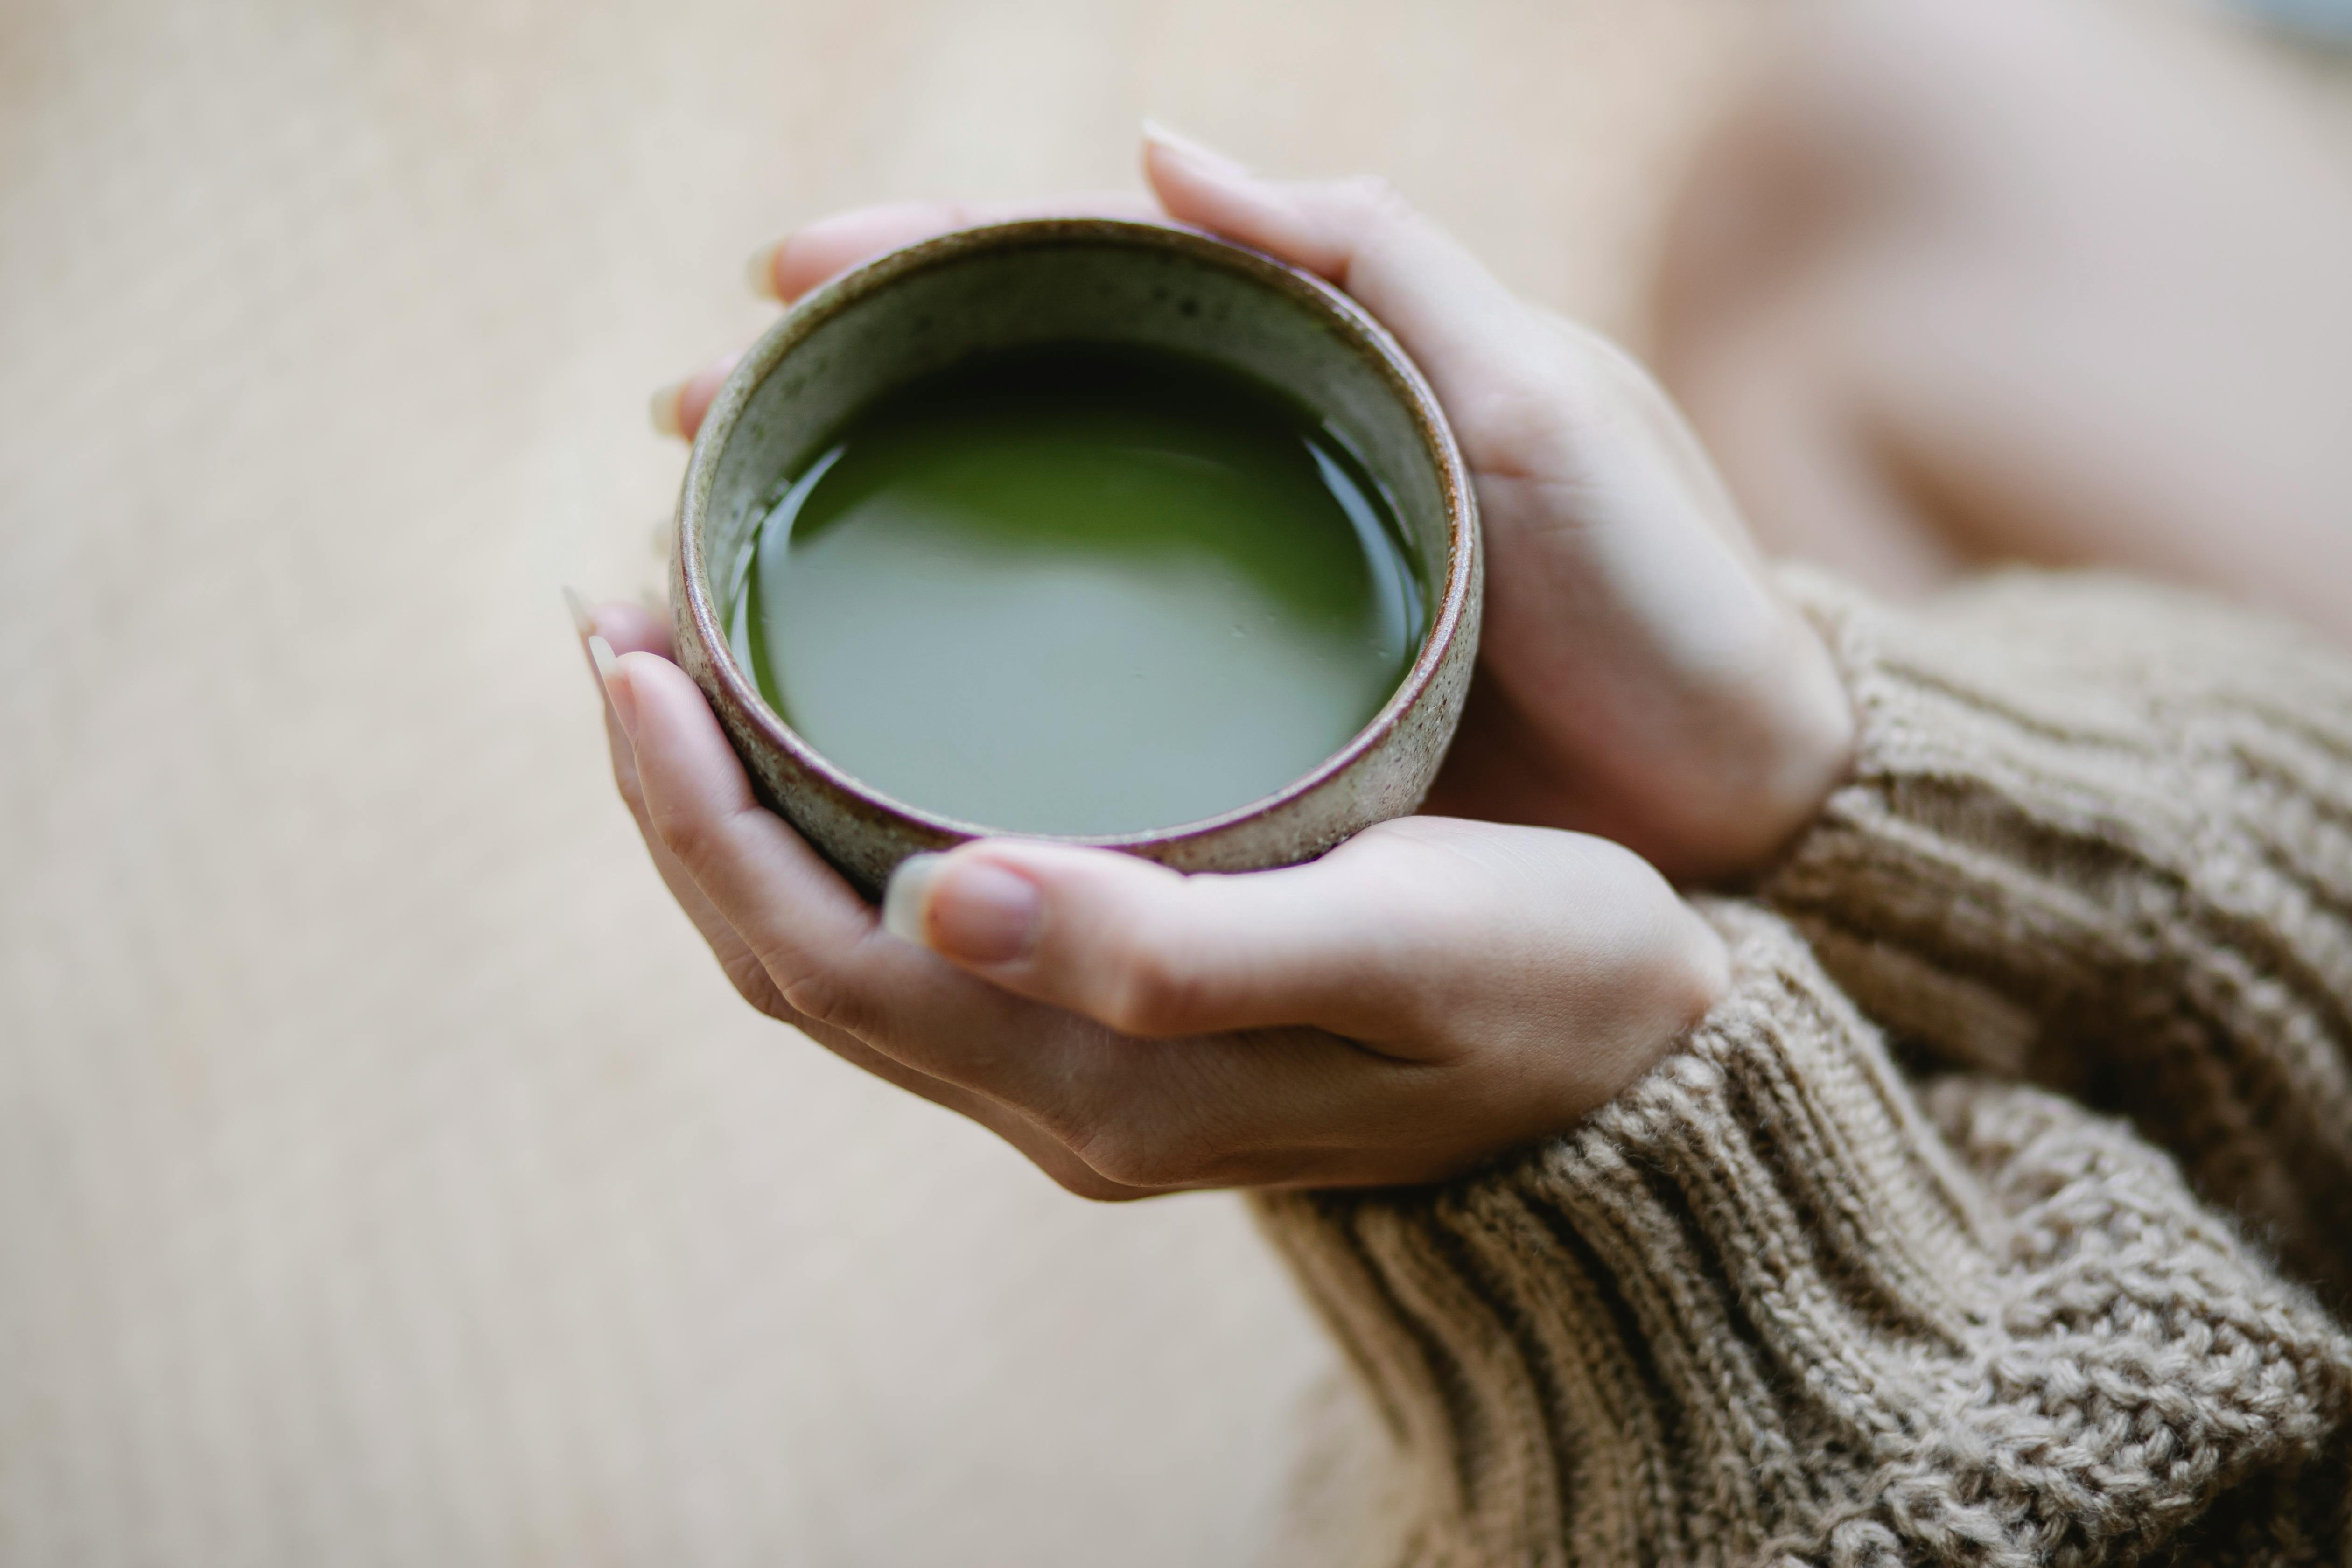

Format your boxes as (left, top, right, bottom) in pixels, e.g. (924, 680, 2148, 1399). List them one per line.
(655, 128, 1855, 883)
(579, 599, 1728, 1197)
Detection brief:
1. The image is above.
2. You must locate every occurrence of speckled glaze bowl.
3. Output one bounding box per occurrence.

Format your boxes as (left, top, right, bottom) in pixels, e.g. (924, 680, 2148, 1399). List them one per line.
(671, 218, 1481, 899)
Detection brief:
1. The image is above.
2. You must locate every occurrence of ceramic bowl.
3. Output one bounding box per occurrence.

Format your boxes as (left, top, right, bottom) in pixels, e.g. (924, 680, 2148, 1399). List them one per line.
(670, 218, 1481, 899)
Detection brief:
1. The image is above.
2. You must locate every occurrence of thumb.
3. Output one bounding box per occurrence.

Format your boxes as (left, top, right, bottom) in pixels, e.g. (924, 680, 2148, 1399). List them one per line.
(878, 819, 1721, 1057)
(1141, 125, 1719, 519)
(1141, 125, 1540, 434)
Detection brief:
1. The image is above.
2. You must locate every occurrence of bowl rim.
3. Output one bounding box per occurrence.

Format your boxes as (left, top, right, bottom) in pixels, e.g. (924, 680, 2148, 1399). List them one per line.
(674, 215, 1479, 851)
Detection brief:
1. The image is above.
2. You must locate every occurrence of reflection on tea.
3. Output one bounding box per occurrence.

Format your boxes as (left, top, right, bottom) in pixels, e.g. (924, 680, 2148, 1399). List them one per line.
(730, 343, 1427, 835)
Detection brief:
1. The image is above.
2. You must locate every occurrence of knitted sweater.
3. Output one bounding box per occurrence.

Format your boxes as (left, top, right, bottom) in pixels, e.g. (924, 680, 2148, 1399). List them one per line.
(1254, 570, 2352, 1567)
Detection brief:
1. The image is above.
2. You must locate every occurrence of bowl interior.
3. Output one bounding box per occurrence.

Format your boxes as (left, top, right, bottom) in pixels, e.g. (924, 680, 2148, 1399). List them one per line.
(694, 226, 1458, 716)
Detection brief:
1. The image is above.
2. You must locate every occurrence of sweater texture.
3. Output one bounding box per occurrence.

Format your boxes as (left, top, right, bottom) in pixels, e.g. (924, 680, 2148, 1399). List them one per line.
(1253, 569, 2352, 1567)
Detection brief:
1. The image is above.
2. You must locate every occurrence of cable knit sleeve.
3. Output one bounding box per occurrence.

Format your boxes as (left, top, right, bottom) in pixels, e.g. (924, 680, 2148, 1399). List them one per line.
(1252, 907, 2352, 1567)
(1252, 571, 2352, 1567)
(1760, 569, 2352, 1300)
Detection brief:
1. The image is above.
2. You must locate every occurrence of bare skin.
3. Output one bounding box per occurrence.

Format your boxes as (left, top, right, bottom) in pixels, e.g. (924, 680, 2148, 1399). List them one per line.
(585, 613, 1726, 1200)
(661, 136, 1856, 884)
(578, 130, 1855, 1198)
(586, 1, 2352, 1197)
(1655, 0, 2352, 641)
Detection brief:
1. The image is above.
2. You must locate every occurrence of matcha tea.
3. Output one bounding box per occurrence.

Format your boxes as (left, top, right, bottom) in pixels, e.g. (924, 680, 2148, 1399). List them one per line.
(728, 343, 1427, 835)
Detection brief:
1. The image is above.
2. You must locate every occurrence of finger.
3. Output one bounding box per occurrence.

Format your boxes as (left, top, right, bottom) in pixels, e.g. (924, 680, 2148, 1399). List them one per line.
(564, 593, 666, 819)
(747, 191, 1165, 304)
(566, 595, 676, 866)
(777, 1009, 1158, 1202)
(567, 602, 1152, 1194)
(655, 194, 1168, 445)
(649, 350, 742, 445)
(569, 593, 813, 1029)
(603, 783, 1148, 1202)
(881, 817, 1721, 1074)
(570, 595, 774, 999)
(875, 818, 1729, 1191)
(1140, 126, 1749, 538)
(599, 646, 889, 1012)
(604, 646, 1121, 1122)
(592, 646, 1365, 1189)
(1141, 127, 1547, 456)
(1142, 130, 1863, 877)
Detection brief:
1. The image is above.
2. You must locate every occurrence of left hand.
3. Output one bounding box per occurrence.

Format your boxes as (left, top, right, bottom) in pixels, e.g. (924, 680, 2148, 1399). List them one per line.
(576, 601, 1727, 1197)
(655, 128, 1855, 884)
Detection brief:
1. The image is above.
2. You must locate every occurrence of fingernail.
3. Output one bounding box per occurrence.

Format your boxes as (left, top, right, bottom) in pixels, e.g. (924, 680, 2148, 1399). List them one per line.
(884, 853, 1043, 964)
(932, 860, 1045, 963)
(744, 238, 787, 302)
(588, 634, 638, 740)
(648, 380, 687, 439)
(882, 853, 947, 945)
(562, 584, 596, 639)
(1142, 118, 1250, 177)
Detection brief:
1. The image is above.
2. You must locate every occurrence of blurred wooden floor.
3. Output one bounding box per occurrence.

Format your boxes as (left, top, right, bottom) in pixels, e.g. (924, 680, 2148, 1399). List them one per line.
(0, 2, 1756, 1562)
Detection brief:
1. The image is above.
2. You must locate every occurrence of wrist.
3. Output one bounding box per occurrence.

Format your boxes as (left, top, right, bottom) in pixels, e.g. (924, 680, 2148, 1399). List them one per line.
(1566, 876, 1733, 1120)
(1732, 612, 1859, 870)
(1637, 610, 1858, 885)
(1660, 892, 1734, 1036)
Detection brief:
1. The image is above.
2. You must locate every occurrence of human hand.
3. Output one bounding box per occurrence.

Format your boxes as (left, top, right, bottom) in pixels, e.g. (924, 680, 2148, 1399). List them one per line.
(655, 128, 1854, 883)
(573, 598, 1726, 1197)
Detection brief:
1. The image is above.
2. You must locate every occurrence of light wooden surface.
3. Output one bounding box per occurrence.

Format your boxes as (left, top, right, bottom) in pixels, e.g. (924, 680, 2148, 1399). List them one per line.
(0, 2, 1754, 1562)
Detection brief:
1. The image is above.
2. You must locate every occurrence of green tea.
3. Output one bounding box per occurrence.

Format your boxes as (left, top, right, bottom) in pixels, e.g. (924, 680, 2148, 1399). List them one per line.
(728, 343, 1427, 835)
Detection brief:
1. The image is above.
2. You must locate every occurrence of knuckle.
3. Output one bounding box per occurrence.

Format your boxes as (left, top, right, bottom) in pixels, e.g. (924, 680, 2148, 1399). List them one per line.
(645, 795, 717, 867)
(1021, 1071, 1105, 1161)
(726, 928, 871, 1039)
(718, 950, 794, 1021)
(610, 762, 648, 819)
(649, 796, 768, 887)
(1468, 376, 1579, 471)
(1336, 172, 1410, 224)
(1044, 1162, 1151, 1204)
(1071, 1117, 1211, 1191)
(1101, 946, 1208, 1038)
(774, 965, 864, 1036)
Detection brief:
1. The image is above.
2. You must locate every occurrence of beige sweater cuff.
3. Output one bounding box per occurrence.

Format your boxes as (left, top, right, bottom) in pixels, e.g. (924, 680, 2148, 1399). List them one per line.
(1762, 566, 2352, 1298)
(1253, 903, 2352, 1566)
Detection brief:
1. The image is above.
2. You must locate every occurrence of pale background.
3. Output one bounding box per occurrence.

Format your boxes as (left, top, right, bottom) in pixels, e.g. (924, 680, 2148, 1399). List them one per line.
(0, 3, 1765, 1561)
(22, 1, 2346, 1564)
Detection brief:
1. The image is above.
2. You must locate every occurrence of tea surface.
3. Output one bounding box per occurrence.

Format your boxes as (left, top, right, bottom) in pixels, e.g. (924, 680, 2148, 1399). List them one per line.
(730, 343, 1426, 835)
